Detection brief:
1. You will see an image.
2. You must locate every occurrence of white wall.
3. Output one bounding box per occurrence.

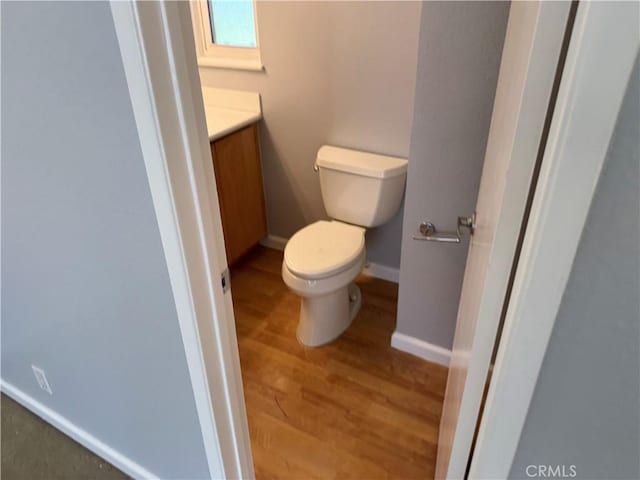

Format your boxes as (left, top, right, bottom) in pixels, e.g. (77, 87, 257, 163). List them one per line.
(396, 2, 510, 350)
(1, 2, 210, 478)
(198, 1, 422, 269)
(510, 51, 640, 480)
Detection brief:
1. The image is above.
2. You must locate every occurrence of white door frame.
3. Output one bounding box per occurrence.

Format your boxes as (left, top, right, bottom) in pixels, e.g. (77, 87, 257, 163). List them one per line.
(110, 2, 253, 479)
(470, 2, 639, 478)
(436, 1, 573, 477)
(110, 1, 638, 479)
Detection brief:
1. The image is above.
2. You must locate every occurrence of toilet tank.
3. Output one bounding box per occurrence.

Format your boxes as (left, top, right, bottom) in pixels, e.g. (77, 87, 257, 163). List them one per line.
(316, 145, 408, 227)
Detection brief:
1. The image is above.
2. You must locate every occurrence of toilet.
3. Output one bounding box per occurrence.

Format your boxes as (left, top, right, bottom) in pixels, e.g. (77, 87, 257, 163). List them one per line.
(282, 145, 408, 346)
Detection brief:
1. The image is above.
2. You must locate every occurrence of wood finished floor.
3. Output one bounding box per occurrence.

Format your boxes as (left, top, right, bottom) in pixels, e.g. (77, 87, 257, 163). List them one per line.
(230, 247, 448, 480)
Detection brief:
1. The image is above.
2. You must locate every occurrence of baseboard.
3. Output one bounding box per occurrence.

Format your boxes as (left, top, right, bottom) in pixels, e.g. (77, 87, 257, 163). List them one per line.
(362, 262, 399, 283)
(391, 331, 451, 367)
(259, 234, 287, 251)
(1, 380, 156, 479)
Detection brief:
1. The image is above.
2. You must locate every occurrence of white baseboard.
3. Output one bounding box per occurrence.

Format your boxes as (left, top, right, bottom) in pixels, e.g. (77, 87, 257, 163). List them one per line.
(391, 331, 451, 366)
(362, 262, 399, 283)
(1, 380, 156, 479)
(259, 234, 287, 251)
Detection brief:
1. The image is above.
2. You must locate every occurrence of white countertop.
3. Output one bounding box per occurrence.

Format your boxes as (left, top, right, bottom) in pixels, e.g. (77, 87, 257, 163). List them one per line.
(204, 106, 262, 142)
(201, 87, 262, 142)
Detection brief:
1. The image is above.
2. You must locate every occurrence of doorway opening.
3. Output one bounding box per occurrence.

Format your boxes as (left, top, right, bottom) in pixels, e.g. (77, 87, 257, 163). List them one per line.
(181, 1, 570, 478)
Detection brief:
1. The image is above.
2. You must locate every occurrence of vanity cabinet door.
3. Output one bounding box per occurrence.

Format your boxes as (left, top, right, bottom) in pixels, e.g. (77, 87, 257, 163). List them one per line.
(211, 123, 267, 265)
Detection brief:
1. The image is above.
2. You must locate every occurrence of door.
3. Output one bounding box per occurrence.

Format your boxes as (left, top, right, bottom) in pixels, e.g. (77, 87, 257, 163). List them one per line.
(433, 3, 573, 478)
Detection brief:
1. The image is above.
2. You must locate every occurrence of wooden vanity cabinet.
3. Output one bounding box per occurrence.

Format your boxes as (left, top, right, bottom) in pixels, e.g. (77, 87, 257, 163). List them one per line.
(210, 123, 267, 265)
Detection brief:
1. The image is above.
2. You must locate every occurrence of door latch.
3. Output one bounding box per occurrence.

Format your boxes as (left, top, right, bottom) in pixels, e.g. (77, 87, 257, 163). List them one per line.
(221, 268, 231, 293)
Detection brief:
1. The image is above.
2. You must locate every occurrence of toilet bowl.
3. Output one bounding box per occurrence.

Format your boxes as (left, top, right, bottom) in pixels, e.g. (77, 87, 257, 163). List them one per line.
(282, 220, 366, 346)
(282, 145, 408, 347)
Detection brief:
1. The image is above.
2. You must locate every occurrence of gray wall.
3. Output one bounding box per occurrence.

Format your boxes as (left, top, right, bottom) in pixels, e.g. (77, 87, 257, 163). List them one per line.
(1, 2, 210, 478)
(510, 53, 640, 480)
(198, 1, 423, 269)
(396, 2, 510, 349)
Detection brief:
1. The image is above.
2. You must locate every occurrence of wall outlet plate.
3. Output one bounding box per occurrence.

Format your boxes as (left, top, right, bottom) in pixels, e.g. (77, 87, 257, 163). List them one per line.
(31, 365, 53, 395)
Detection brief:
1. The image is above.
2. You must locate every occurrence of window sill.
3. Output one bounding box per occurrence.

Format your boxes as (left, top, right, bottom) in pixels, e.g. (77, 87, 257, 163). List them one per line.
(197, 56, 264, 72)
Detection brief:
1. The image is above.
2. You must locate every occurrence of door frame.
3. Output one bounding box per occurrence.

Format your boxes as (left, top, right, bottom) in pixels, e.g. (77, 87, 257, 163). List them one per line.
(110, 2, 253, 478)
(109, 1, 638, 479)
(469, 2, 639, 478)
(435, 1, 574, 477)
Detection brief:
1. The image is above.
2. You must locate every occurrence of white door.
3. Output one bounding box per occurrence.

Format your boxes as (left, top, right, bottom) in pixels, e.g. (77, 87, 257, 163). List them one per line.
(433, 2, 572, 478)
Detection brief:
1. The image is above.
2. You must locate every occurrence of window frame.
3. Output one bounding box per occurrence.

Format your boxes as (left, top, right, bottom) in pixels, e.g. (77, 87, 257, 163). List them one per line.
(190, 0, 263, 72)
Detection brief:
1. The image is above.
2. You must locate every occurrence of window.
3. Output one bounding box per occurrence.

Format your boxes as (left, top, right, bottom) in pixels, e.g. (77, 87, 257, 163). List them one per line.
(191, 0, 262, 71)
(208, 0, 256, 48)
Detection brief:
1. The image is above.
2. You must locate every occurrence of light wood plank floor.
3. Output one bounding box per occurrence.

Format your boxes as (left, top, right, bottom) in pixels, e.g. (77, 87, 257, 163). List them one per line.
(230, 247, 448, 479)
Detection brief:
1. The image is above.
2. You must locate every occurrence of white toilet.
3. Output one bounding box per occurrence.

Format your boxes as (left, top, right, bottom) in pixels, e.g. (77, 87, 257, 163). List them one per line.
(282, 145, 408, 346)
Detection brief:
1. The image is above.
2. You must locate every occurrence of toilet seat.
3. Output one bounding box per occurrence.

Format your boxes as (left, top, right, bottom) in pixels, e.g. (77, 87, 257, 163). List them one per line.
(284, 220, 365, 280)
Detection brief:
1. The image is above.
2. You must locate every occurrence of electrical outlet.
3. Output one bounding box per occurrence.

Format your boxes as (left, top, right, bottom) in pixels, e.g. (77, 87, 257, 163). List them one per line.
(31, 365, 53, 395)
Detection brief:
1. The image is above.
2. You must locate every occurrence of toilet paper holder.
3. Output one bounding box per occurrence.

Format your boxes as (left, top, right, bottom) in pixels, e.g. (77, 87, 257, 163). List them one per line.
(413, 213, 476, 244)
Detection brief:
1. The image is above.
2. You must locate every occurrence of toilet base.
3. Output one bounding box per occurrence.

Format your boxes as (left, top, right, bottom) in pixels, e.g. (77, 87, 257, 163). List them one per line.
(297, 283, 361, 347)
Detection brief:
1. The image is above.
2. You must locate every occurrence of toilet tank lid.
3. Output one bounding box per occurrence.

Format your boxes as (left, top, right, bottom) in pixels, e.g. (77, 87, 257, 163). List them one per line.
(316, 145, 408, 179)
